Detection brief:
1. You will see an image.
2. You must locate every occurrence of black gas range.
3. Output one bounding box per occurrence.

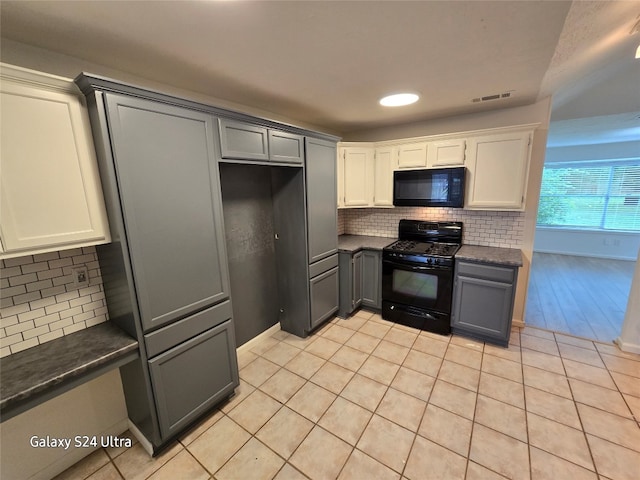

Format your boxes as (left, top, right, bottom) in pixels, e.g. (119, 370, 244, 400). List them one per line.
(382, 220, 463, 335)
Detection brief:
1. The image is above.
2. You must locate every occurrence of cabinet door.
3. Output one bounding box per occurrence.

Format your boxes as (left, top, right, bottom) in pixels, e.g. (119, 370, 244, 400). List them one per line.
(309, 266, 339, 329)
(0, 71, 110, 255)
(427, 139, 466, 167)
(352, 251, 363, 309)
(105, 95, 230, 331)
(361, 250, 381, 308)
(306, 138, 338, 263)
(397, 142, 428, 169)
(269, 130, 304, 164)
(219, 118, 269, 161)
(373, 148, 394, 207)
(452, 274, 513, 344)
(149, 319, 238, 440)
(466, 131, 531, 210)
(342, 147, 373, 206)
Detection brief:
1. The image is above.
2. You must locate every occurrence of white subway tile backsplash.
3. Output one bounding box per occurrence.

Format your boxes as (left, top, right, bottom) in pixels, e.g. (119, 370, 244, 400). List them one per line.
(29, 296, 57, 310)
(10, 337, 39, 354)
(13, 291, 42, 305)
(34, 313, 62, 328)
(60, 306, 83, 320)
(338, 207, 525, 249)
(1, 333, 23, 348)
(64, 322, 86, 335)
(1, 266, 23, 278)
(8, 273, 38, 286)
(17, 308, 46, 323)
(38, 329, 64, 344)
(5, 320, 35, 336)
(3, 256, 34, 268)
(0, 304, 30, 318)
(22, 325, 50, 340)
(1, 286, 26, 299)
(0, 246, 108, 356)
(59, 248, 83, 258)
(0, 316, 19, 329)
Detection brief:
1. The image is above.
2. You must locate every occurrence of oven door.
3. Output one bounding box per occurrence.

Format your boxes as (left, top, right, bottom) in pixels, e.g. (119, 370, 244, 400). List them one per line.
(382, 259, 453, 313)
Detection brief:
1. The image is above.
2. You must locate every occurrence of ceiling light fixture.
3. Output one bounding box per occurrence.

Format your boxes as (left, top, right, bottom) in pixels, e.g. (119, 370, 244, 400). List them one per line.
(636, 44, 640, 59)
(379, 93, 419, 107)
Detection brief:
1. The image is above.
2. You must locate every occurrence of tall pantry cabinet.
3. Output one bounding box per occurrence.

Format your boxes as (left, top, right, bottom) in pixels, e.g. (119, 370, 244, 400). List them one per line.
(78, 81, 238, 451)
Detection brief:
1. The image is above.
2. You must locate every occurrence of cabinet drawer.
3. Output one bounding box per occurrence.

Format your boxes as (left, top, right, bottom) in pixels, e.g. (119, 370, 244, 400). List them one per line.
(145, 301, 232, 358)
(269, 130, 304, 163)
(219, 118, 269, 161)
(309, 253, 338, 278)
(456, 261, 514, 283)
(309, 266, 339, 329)
(149, 319, 238, 440)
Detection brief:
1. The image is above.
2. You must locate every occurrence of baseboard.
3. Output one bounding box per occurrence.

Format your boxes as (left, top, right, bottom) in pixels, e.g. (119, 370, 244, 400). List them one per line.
(128, 419, 154, 456)
(614, 337, 640, 354)
(533, 249, 637, 262)
(512, 319, 525, 329)
(236, 323, 281, 356)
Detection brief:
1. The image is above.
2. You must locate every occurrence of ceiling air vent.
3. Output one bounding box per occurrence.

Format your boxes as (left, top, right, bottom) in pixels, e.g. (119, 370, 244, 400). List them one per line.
(471, 91, 513, 103)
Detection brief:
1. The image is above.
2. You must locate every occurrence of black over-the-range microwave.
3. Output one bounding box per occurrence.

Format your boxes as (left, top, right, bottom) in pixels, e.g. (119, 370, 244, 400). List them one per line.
(393, 166, 466, 208)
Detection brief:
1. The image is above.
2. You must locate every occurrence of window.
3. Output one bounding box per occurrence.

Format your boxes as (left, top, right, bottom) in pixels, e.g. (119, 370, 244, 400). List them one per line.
(537, 160, 640, 231)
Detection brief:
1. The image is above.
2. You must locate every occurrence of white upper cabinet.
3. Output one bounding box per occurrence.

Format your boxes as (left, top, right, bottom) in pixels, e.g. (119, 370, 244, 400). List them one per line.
(0, 64, 110, 258)
(397, 142, 428, 169)
(427, 138, 466, 168)
(465, 129, 533, 210)
(339, 146, 374, 207)
(373, 147, 395, 207)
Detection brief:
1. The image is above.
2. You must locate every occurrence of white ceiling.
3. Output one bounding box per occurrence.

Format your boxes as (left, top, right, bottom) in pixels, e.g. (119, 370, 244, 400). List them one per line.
(1, 1, 639, 142)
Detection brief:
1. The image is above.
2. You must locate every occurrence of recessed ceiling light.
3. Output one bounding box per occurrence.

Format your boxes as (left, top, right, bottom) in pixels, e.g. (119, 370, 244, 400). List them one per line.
(379, 93, 419, 107)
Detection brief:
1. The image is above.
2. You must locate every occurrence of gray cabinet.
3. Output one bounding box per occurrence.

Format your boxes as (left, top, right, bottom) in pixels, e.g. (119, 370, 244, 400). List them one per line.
(149, 319, 237, 439)
(270, 130, 304, 164)
(219, 119, 269, 161)
(306, 138, 338, 263)
(304, 137, 339, 332)
(86, 92, 238, 451)
(338, 250, 362, 317)
(105, 95, 230, 332)
(361, 250, 382, 309)
(309, 266, 340, 330)
(452, 261, 518, 347)
(219, 118, 304, 164)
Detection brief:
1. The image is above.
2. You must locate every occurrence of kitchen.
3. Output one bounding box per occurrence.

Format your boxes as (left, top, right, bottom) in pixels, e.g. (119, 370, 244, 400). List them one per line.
(1, 2, 640, 480)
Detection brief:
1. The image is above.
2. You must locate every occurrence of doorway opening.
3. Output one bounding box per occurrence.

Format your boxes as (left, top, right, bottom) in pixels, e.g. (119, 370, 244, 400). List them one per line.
(525, 151, 639, 342)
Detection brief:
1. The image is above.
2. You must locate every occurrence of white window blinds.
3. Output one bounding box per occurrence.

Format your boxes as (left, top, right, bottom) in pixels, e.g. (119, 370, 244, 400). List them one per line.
(537, 161, 640, 231)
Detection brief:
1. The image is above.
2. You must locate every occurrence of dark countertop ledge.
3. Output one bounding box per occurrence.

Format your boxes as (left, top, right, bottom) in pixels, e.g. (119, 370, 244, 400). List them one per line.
(456, 244, 523, 267)
(338, 235, 396, 252)
(0, 322, 138, 420)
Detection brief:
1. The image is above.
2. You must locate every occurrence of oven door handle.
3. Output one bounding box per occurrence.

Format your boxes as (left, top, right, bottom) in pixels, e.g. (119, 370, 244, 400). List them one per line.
(383, 260, 449, 272)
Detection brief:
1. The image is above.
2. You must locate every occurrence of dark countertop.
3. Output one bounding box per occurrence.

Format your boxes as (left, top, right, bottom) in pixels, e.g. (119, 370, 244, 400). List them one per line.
(338, 235, 396, 252)
(0, 322, 138, 418)
(456, 244, 523, 267)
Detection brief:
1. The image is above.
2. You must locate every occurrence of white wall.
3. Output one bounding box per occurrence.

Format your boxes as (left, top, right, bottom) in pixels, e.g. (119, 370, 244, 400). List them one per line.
(535, 228, 640, 261)
(617, 247, 640, 353)
(545, 140, 640, 163)
(0, 370, 128, 480)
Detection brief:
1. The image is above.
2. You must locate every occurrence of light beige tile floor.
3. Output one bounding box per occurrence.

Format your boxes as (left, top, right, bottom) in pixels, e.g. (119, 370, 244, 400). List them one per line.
(56, 311, 640, 480)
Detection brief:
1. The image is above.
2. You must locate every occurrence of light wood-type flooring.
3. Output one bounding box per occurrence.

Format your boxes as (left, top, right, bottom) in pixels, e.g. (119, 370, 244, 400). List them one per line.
(525, 252, 636, 343)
